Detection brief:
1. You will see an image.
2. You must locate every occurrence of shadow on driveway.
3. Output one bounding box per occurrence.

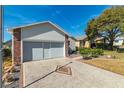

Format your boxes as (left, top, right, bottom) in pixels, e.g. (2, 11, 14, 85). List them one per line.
(24, 62, 73, 88)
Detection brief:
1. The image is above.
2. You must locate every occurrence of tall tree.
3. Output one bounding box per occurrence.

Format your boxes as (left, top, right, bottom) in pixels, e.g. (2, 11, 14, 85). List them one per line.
(96, 6, 124, 50)
(85, 18, 98, 48)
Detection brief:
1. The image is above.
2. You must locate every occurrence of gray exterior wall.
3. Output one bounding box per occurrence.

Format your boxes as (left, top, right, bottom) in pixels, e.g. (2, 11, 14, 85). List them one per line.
(21, 23, 65, 42)
(21, 23, 67, 61)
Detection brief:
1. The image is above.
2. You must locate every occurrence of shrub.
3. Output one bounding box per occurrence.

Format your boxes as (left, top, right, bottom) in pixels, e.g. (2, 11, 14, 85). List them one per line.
(91, 49, 99, 57)
(96, 43, 110, 50)
(79, 48, 104, 59)
(3, 48, 11, 57)
(79, 48, 92, 58)
(117, 48, 124, 53)
(96, 49, 104, 55)
(122, 42, 124, 46)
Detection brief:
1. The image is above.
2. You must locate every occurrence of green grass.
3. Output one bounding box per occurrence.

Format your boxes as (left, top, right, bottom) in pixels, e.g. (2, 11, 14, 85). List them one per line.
(104, 50, 124, 60)
(79, 50, 124, 76)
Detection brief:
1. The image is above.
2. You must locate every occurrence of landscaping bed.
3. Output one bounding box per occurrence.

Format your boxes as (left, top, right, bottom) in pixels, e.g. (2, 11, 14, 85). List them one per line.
(2, 57, 20, 88)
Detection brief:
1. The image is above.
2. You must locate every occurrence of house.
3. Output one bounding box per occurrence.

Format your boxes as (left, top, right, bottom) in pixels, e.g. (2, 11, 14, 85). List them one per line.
(8, 21, 76, 65)
(94, 37, 104, 43)
(94, 36, 124, 46)
(114, 37, 124, 46)
(76, 36, 89, 48)
(68, 36, 77, 54)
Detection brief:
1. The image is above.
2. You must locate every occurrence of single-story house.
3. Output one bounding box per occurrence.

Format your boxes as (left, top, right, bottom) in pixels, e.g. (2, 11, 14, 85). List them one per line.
(8, 21, 76, 65)
(76, 36, 89, 48)
(94, 36, 124, 46)
(94, 37, 104, 43)
(114, 37, 124, 46)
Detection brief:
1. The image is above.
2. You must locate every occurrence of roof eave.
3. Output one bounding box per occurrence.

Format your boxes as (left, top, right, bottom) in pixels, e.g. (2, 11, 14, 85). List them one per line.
(7, 21, 69, 36)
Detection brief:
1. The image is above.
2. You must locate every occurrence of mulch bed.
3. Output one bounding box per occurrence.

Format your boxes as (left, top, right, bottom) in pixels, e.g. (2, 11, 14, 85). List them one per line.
(55, 65, 72, 75)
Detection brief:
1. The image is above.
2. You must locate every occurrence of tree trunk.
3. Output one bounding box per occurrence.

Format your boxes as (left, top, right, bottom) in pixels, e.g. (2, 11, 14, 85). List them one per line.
(109, 40, 114, 50)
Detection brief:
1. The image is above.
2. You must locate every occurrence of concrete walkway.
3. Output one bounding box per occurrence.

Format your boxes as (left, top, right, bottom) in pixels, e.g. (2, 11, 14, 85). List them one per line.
(23, 58, 124, 88)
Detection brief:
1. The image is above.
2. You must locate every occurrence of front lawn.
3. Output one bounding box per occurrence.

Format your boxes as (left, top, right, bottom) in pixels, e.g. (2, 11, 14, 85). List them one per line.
(79, 50, 124, 76)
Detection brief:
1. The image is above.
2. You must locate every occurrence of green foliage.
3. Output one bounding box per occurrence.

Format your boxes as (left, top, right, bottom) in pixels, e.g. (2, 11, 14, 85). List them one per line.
(122, 42, 124, 45)
(96, 6, 124, 31)
(85, 18, 99, 46)
(117, 48, 124, 53)
(85, 6, 124, 50)
(97, 6, 124, 50)
(96, 43, 110, 50)
(79, 48, 92, 58)
(79, 48, 104, 59)
(3, 48, 11, 57)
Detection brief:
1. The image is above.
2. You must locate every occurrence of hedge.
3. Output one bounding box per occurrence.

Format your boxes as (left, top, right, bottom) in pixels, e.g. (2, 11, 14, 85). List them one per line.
(79, 48, 104, 59)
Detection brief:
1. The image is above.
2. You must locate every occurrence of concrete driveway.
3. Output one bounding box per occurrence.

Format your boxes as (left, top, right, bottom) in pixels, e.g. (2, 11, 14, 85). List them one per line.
(23, 58, 124, 88)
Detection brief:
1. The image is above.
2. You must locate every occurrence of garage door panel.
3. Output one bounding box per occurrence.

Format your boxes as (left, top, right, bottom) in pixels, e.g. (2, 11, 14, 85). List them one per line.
(32, 48, 43, 60)
(43, 42, 51, 59)
(23, 42, 32, 62)
(51, 42, 64, 58)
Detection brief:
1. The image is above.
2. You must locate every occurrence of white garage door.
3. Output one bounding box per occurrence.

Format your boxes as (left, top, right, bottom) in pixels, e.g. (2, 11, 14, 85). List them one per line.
(23, 41, 64, 62)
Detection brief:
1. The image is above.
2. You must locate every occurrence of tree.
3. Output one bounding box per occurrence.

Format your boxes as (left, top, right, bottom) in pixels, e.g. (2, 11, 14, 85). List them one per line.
(85, 18, 98, 48)
(96, 6, 124, 50)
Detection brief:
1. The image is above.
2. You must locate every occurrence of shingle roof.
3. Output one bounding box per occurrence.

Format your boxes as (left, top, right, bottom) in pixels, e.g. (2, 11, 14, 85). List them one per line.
(76, 35, 87, 40)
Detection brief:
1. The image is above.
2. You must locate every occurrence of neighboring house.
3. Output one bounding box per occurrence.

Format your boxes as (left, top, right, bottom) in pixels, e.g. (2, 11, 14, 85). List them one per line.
(8, 21, 73, 65)
(114, 37, 124, 46)
(76, 36, 89, 48)
(3, 40, 12, 49)
(94, 36, 124, 46)
(68, 36, 77, 54)
(94, 37, 104, 43)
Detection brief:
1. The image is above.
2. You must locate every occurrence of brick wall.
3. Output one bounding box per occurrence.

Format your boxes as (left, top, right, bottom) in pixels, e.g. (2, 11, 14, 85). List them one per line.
(65, 34, 69, 57)
(13, 28, 21, 65)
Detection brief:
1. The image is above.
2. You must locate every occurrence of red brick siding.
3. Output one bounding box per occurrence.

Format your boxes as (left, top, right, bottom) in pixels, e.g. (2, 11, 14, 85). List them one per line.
(65, 35, 69, 57)
(13, 28, 21, 65)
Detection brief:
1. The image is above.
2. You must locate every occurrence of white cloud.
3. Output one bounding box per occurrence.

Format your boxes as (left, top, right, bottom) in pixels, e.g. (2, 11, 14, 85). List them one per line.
(6, 13, 37, 24)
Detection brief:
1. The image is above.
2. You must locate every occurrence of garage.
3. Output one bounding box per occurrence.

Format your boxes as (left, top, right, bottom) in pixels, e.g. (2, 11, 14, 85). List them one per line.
(23, 41, 64, 62)
(9, 21, 69, 64)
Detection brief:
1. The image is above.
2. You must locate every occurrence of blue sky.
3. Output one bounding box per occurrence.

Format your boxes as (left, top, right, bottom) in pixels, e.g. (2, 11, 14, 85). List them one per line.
(3, 5, 110, 42)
